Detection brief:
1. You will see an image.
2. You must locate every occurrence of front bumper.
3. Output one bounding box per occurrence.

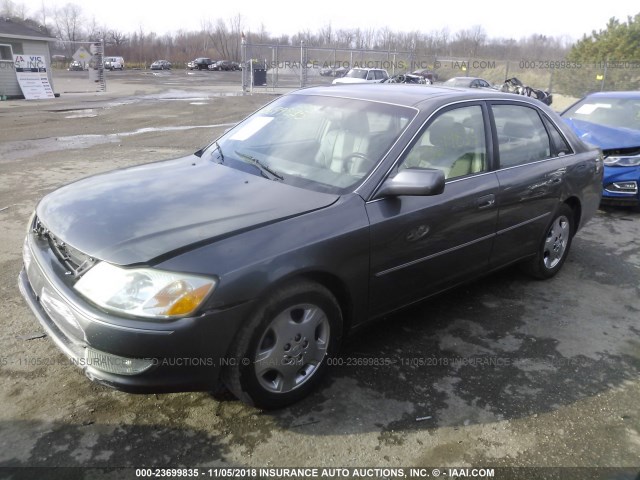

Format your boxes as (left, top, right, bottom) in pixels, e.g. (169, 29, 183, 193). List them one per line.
(19, 231, 253, 393)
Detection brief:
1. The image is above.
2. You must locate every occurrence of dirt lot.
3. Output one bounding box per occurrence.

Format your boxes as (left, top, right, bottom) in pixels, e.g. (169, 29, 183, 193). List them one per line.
(0, 70, 639, 479)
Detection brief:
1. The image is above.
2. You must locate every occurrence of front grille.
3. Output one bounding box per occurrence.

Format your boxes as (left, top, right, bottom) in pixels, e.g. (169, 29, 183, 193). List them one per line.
(33, 216, 96, 278)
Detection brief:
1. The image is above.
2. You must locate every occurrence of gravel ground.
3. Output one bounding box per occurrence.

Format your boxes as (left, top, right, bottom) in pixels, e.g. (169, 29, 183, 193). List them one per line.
(0, 70, 638, 480)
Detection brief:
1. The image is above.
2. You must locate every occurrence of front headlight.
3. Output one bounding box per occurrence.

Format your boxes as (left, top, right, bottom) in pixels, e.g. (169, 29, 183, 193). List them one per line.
(74, 262, 216, 319)
(604, 154, 640, 167)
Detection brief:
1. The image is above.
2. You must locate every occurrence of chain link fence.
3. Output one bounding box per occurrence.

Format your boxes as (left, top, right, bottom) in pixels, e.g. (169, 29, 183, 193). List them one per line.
(241, 42, 640, 105)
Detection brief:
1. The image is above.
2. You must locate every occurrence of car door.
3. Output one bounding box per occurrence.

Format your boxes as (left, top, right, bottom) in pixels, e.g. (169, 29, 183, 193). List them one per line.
(490, 102, 571, 267)
(366, 103, 500, 316)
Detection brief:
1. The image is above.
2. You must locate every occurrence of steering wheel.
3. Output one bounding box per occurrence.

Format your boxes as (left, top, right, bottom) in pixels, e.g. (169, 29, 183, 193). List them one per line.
(343, 152, 374, 174)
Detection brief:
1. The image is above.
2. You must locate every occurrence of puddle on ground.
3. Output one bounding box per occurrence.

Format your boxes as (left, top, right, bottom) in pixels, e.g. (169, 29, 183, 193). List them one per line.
(100, 91, 244, 109)
(43, 90, 246, 112)
(0, 123, 236, 161)
(64, 109, 97, 119)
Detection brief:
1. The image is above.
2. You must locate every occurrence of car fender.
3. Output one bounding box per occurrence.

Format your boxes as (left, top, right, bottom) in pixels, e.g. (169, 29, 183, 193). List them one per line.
(559, 150, 603, 231)
(156, 194, 372, 330)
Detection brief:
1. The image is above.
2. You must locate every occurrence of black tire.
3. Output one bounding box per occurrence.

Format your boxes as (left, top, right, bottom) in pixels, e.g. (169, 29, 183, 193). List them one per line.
(522, 203, 574, 279)
(223, 280, 342, 409)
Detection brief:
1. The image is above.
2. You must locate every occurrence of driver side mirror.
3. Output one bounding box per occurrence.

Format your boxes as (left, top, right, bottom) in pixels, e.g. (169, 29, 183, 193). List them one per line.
(374, 168, 445, 199)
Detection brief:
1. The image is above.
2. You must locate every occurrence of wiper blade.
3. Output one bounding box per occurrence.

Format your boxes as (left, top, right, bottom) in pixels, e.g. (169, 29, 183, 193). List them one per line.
(234, 150, 284, 181)
(213, 141, 224, 163)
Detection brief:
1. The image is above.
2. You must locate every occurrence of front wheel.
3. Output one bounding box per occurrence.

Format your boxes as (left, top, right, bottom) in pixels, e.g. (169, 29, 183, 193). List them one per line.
(522, 204, 574, 279)
(223, 280, 342, 409)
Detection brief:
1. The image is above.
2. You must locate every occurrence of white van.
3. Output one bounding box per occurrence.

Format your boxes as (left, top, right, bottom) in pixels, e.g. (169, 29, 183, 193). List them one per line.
(104, 56, 125, 70)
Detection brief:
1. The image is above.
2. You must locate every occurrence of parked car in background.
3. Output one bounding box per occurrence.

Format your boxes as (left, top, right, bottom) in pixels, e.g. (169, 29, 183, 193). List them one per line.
(104, 56, 124, 70)
(187, 57, 214, 70)
(208, 60, 224, 71)
(384, 73, 428, 84)
(332, 67, 389, 84)
(320, 66, 348, 77)
(333, 66, 348, 77)
(412, 68, 438, 83)
(150, 60, 172, 70)
(69, 60, 85, 71)
(19, 85, 602, 409)
(444, 77, 493, 89)
(209, 60, 238, 71)
(561, 91, 640, 206)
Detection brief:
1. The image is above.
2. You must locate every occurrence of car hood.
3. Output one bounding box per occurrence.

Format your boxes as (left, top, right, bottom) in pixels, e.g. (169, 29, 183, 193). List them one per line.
(36, 156, 339, 266)
(333, 77, 370, 84)
(562, 117, 640, 151)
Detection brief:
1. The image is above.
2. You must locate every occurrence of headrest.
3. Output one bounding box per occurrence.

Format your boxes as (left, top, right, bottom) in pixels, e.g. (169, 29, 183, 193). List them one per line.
(429, 120, 466, 149)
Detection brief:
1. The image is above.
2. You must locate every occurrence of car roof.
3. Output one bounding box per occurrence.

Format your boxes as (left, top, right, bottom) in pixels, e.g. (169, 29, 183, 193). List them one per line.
(583, 91, 640, 100)
(293, 84, 535, 108)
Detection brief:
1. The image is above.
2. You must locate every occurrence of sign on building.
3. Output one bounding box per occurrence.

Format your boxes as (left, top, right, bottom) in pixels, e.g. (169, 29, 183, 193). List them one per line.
(13, 55, 55, 100)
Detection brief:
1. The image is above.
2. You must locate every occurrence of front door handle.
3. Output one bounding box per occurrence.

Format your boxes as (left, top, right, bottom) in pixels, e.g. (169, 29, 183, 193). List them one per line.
(477, 194, 496, 210)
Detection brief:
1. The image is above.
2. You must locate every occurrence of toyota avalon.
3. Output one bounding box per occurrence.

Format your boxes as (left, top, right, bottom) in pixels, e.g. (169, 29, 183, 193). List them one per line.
(19, 85, 602, 408)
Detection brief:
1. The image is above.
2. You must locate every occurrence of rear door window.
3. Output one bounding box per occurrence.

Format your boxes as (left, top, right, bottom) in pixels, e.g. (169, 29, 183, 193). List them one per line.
(492, 104, 551, 168)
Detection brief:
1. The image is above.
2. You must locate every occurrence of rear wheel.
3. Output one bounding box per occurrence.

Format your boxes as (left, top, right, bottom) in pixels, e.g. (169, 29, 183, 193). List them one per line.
(223, 280, 342, 409)
(522, 204, 574, 279)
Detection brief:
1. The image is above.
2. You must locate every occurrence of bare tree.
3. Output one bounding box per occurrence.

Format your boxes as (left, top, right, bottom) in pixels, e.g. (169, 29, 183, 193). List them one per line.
(208, 19, 230, 59)
(5, 5, 578, 70)
(35, 0, 51, 33)
(336, 29, 354, 49)
(228, 14, 244, 60)
(53, 3, 84, 56)
(255, 22, 269, 43)
(453, 25, 487, 57)
(376, 26, 395, 51)
(85, 16, 106, 42)
(318, 23, 333, 46)
(108, 30, 129, 47)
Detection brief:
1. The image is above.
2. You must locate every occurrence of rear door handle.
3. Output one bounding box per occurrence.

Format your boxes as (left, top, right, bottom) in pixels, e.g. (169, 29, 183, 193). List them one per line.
(547, 167, 567, 185)
(477, 194, 496, 210)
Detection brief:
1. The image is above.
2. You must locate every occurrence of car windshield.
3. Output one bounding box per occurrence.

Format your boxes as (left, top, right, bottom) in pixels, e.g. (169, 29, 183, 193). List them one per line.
(203, 94, 416, 194)
(345, 69, 368, 79)
(563, 96, 640, 131)
(445, 78, 470, 87)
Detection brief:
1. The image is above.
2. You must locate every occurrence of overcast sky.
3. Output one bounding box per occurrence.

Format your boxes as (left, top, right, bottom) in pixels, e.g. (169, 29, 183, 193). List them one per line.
(16, 0, 640, 41)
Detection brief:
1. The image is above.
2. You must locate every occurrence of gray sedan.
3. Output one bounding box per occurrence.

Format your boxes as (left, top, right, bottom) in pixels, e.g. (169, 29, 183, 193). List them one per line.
(19, 85, 602, 408)
(444, 76, 493, 88)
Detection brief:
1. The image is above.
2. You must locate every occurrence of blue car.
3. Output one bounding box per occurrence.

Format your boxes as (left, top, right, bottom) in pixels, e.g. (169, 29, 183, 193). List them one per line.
(562, 91, 640, 206)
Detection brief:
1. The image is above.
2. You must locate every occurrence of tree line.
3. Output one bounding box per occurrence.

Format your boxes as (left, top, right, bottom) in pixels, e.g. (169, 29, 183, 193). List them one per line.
(1, 0, 576, 66)
(2, 0, 639, 96)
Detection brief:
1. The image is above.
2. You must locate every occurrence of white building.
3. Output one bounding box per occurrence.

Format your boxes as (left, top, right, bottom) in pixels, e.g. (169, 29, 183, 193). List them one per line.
(0, 18, 57, 99)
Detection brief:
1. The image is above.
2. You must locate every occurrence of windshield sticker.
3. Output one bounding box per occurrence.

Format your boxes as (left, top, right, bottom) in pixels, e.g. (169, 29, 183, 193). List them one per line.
(263, 104, 313, 119)
(575, 103, 612, 115)
(229, 116, 273, 141)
